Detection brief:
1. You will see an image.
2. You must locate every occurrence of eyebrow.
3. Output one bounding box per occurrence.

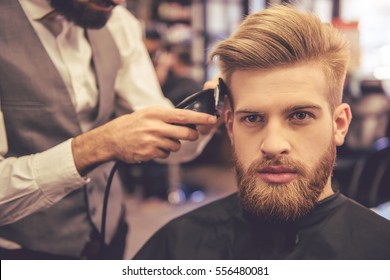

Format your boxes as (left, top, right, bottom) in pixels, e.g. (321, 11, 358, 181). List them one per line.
(281, 104, 322, 115)
(235, 104, 322, 116)
(235, 109, 264, 115)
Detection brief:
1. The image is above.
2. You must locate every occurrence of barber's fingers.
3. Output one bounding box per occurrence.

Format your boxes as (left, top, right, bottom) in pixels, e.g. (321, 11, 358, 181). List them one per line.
(130, 137, 181, 162)
(155, 122, 200, 141)
(155, 139, 182, 160)
(147, 107, 217, 126)
(157, 137, 182, 153)
(137, 107, 218, 141)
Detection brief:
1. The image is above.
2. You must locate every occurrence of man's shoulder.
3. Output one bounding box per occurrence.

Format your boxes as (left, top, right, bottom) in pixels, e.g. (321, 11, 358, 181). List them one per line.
(341, 195, 390, 223)
(335, 194, 390, 236)
(104, 5, 140, 38)
(109, 5, 139, 27)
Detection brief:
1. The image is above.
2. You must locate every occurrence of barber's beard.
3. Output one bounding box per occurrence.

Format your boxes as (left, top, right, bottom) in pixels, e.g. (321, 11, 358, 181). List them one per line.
(235, 140, 336, 222)
(49, 0, 115, 29)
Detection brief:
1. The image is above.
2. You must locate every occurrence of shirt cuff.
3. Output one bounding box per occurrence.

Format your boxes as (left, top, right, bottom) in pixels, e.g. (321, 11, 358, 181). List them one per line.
(32, 139, 88, 204)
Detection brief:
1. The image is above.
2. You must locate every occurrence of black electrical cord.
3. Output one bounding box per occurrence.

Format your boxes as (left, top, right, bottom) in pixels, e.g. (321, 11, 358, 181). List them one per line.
(99, 160, 120, 258)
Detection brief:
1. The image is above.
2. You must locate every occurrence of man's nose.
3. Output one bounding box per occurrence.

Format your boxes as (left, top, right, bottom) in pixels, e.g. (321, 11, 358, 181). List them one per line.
(260, 122, 291, 159)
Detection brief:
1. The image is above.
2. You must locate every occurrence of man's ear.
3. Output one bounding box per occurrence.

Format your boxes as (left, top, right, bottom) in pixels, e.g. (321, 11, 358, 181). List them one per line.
(224, 96, 234, 145)
(333, 103, 352, 146)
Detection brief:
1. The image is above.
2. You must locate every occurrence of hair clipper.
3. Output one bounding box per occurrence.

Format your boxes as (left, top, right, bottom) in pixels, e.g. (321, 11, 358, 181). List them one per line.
(175, 78, 227, 129)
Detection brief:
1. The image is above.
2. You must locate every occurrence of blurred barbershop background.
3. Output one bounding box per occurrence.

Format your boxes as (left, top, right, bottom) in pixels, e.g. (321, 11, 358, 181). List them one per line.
(122, 0, 390, 258)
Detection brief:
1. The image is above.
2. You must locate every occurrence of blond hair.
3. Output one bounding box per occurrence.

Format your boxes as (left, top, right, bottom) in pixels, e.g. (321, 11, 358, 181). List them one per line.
(210, 5, 350, 111)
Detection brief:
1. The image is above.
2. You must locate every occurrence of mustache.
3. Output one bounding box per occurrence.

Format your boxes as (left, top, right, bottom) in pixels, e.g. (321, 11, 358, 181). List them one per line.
(240, 156, 308, 178)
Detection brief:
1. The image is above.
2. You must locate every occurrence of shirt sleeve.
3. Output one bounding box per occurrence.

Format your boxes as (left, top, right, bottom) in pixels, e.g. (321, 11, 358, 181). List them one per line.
(107, 6, 173, 115)
(0, 138, 87, 225)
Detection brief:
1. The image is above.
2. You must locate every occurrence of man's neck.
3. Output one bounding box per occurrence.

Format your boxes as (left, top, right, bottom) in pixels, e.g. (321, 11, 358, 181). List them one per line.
(317, 178, 335, 202)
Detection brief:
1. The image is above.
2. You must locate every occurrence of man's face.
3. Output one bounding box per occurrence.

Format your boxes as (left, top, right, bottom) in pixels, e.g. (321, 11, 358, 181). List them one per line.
(225, 63, 350, 222)
(48, 0, 120, 29)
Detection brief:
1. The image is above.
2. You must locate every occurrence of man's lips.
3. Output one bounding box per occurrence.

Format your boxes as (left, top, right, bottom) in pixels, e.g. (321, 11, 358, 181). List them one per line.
(257, 166, 297, 184)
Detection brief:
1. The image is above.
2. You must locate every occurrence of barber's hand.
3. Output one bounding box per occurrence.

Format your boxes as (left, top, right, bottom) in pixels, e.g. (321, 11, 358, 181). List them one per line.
(71, 106, 217, 175)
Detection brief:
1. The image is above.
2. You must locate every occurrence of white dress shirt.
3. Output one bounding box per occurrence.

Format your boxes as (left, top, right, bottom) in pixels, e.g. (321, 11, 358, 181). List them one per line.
(0, 0, 209, 230)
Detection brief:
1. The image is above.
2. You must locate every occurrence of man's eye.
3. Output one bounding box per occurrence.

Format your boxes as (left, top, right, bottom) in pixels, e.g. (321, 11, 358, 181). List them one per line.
(244, 115, 263, 123)
(294, 112, 308, 120)
(289, 111, 314, 122)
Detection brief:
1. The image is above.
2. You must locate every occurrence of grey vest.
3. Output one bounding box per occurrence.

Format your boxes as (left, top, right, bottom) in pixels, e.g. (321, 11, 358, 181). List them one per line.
(0, 0, 124, 257)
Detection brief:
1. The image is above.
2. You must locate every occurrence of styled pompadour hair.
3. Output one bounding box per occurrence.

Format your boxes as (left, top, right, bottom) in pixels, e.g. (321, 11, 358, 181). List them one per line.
(210, 4, 350, 111)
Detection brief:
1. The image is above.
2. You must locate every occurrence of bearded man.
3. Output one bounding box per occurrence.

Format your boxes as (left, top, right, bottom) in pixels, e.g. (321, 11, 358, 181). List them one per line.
(134, 5, 390, 260)
(0, 0, 218, 259)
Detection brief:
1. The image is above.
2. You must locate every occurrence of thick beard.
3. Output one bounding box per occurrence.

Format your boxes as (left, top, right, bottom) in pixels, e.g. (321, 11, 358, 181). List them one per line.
(235, 140, 336, 223)
(49, 0, 114, 29)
